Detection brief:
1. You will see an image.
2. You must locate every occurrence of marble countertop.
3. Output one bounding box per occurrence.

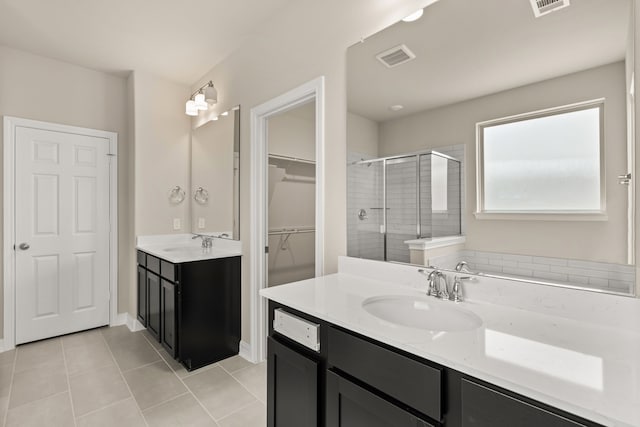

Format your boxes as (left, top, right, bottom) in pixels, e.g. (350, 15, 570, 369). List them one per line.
(136, 234, 242, 263)
(260, 259, 640, 427)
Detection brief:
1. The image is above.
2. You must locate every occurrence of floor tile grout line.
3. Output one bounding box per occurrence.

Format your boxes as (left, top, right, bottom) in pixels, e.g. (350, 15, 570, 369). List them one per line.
(139, 331, 220, 426)
(2, 349, 17, 427)
(227, 368, 266, 410)
(99, 330, 150, 427)
(59, 339, 78, 427)
(214, 398, 262, 424)
(137, 391, 191, 414)
(120, 358, 165, 374)
(73, 396, 133, 421)
(4, 390, 70, 415)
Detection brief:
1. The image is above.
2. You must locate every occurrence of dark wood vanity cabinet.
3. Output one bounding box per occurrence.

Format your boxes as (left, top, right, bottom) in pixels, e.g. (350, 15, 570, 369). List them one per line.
(136, 250, 241, 370)
(146, 271, 161, 341)
(267, 301, 604, 427)
(267, 336, 320, 427)
(160, 278, 177, 357)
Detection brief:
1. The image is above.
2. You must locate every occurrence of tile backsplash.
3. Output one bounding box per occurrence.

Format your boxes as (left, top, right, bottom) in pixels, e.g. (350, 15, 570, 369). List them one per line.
(429, 249, 635, 294)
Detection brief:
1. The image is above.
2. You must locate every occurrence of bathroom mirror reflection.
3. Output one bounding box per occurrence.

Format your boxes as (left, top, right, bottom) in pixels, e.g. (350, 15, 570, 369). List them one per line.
(191, 106, 240, 240)
(347, 0, 636, 295)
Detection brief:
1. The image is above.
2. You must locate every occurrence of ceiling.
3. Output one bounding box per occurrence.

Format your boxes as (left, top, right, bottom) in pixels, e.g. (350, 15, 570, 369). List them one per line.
(0, 0, 295, 84)
(348, 0, 632, 122)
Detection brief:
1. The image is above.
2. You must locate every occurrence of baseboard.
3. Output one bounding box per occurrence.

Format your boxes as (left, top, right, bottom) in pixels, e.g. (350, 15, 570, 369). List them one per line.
(239, 340, 253, 362)
(111, 312, 145, 332)
(112, 313, 128, 326)
(0, 339, 6, 353)
(126, 314, 146, 332)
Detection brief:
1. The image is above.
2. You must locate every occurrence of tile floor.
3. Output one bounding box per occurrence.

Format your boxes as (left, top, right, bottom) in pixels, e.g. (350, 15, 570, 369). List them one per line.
(0, 326, 266, 426)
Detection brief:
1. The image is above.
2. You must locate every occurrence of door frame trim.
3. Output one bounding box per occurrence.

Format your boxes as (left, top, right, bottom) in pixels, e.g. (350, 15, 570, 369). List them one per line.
(249, 77, 325, 362)
(3, 116, 118, 350)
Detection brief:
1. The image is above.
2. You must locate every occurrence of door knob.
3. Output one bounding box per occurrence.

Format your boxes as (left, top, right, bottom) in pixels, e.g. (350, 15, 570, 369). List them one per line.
(18, 243, 30, 250)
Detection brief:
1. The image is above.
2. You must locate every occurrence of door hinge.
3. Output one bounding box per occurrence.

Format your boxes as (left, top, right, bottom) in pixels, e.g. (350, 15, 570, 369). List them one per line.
(106, 153, 116, 157)
(265, 246, 269, 254)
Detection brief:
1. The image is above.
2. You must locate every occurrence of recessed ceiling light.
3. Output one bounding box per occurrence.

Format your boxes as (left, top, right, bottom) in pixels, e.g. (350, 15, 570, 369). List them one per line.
(402, 9, 424, 22)
(389, 105, 404, 111)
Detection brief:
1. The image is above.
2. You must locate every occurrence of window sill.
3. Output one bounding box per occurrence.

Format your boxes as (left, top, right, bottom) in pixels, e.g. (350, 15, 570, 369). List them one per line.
(473, 211, 608, 221)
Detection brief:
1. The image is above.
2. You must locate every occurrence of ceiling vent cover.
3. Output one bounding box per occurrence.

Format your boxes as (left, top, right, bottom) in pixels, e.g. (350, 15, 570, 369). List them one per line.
(530, 0, 570, 17)
(376, 44, 416, 68)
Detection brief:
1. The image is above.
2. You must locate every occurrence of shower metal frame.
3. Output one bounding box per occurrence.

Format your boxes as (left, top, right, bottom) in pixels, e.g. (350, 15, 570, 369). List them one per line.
(352, 149, 462, 261)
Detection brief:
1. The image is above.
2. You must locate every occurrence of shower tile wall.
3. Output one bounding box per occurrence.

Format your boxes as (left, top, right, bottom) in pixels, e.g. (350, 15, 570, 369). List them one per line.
(386, 159, 417, 263)
(347, 152, 384, 260)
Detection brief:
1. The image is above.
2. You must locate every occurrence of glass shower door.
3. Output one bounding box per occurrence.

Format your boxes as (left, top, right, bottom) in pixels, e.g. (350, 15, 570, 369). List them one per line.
(347, 159, 385, 261)
(385, 156, 417, 263)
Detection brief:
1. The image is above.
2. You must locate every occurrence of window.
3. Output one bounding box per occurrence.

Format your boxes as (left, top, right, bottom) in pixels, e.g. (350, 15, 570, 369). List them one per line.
(476, 100, 605, 219)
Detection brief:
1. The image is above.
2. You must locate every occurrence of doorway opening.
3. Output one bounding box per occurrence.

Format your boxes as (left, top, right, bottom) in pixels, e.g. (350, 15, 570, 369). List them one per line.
(249, 77, 325, 363)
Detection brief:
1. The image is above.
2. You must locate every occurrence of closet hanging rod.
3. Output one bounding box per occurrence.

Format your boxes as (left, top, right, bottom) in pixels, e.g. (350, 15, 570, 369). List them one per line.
(268, 227, 316, 236)
(268, 154, 316, 164)
(282, 174, 315, 183)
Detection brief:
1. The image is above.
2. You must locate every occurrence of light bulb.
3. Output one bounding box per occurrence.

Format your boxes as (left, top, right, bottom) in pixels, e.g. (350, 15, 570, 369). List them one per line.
(402, 9, 424, 22)
(185, 100, 198, 116)
(194, 92, 208, 110)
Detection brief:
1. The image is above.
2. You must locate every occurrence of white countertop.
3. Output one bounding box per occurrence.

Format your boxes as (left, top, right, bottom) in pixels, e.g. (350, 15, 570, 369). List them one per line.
(260, 257, 640, 427)
(136, 234, 242, 263)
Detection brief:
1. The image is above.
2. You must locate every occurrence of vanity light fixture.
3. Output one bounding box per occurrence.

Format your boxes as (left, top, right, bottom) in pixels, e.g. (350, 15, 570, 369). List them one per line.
(185, 80, 218, 116)
(194, 91, 208, 110)
(185, 100, 198, 116)
(402, 8, 424, 22)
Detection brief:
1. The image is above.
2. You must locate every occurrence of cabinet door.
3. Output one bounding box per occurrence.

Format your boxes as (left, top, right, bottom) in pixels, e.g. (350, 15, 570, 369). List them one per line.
(326, 370, 435, 427)
(146, 272, 161, 341)
(137, 266, 147, 325)
(461, 379, 590, 427)
(267, 337, 319, 427)
(161, 279, 177, 357)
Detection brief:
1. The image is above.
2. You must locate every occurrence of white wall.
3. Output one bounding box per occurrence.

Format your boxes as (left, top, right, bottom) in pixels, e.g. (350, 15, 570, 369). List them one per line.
(0, 45, 132, 332)
(190, 0, 435, 343)
(132, 71, 191, 237)
(269, 102, 316, 161)
(347, 112, 379, 157)
(378, 62, 628, 264)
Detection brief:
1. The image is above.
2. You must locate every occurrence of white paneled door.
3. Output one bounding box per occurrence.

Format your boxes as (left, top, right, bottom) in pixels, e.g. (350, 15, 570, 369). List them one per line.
(14, 126, 111, 344)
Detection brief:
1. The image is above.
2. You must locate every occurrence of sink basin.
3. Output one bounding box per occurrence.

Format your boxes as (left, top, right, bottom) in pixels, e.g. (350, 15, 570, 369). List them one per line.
(362, 295, 482, 332)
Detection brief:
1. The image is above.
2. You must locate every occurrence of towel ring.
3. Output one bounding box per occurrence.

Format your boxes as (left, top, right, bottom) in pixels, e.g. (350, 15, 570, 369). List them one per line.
(194, 187, 209, 205)
(168, 186, 186, 205)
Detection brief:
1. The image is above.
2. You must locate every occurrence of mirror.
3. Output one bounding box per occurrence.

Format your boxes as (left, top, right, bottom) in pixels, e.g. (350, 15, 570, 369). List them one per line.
(347, 0, 636, 295)
(191, 106, 240, 239)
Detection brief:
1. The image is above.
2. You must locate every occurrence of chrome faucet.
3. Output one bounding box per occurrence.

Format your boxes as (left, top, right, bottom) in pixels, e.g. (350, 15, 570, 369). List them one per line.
(451, 276, 471, 302)
(418, 269, 448, 299)
(455, 261, 469, 272)
(192, 234, 213, 248)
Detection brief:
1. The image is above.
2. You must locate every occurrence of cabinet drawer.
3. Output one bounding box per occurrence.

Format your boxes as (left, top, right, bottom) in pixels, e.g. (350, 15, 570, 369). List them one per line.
(328, 327, 442, 421)
(146, 255, 160, 274)
(461, 379, 591, 427)
(327, 370, 435, 427)
(161, 260, 177, 282)
(137, 250, 146, 267)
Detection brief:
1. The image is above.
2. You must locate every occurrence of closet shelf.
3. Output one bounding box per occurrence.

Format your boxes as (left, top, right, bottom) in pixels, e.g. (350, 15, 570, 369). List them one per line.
(269, 154, 316, 165)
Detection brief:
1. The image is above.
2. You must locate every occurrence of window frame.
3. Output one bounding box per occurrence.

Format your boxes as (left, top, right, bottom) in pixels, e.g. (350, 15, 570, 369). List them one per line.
(475, 99, 607, 221)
